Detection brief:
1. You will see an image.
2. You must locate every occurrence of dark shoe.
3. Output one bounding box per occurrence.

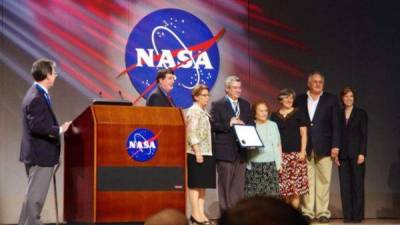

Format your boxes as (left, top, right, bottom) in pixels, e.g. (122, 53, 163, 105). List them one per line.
(344, 218, 353, 223)
(190, 216, 208, 225)
(318, 216, 330, 223)
(303, 215, 313, 224)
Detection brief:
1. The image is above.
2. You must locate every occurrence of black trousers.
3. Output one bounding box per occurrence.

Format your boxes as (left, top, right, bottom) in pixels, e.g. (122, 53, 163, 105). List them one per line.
(338, 158, 365, 221)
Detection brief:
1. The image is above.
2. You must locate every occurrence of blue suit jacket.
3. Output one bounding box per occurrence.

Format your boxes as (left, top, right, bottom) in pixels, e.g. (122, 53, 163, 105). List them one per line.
(294, 92, 341, 156)
(210, 97, 252, 162)
(19, 85, 60, 166)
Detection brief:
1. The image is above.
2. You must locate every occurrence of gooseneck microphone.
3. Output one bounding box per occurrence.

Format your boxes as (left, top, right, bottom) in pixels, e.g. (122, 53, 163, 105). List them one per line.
(118, 90, 124, 100)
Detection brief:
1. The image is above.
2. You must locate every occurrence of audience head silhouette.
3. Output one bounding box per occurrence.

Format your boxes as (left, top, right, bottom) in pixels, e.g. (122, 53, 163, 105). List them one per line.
(219, 196, 309, 225)
(144, 208, 188, 225)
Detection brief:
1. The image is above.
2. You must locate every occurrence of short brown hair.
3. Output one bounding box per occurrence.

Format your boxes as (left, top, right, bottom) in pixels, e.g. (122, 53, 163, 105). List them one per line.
(192, 84, 209, 101)
(278, 88, 296, 101)
(340, 86, 357, 104)
(156, 68, 174, 83)
(251, 100, 270, 118)
(31, 58, 56, 82)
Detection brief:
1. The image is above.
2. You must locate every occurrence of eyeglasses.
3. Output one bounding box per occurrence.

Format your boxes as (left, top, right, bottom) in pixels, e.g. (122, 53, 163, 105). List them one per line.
(199, 94, 210, 97)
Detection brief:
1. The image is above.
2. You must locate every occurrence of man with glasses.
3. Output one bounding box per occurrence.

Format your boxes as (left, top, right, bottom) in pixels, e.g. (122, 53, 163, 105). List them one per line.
(210, 75, 252, 213)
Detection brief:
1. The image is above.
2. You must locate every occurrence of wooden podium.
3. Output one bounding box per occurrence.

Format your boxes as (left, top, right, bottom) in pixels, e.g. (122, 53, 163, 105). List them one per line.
(64, 102, 186, 223)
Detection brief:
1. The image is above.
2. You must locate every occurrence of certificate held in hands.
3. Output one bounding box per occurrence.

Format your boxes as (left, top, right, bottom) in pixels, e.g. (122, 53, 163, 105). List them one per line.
(233, 125, 264, 148)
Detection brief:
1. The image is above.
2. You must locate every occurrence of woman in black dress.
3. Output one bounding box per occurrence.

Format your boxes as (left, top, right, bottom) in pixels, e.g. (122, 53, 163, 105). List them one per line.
(338, 87, 368, 223)
(270, 88, 308, 208)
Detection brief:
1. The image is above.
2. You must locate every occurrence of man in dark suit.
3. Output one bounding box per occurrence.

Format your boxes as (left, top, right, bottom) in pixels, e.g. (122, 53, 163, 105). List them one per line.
(146, 68, 176, 107)
(294, 72, 340, 223)
(18, 59, 71, 225)
(210, 75, 252, 212)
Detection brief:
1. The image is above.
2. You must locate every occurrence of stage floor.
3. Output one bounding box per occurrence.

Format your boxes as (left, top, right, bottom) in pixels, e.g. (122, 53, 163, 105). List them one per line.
(315, 219, 400, 224)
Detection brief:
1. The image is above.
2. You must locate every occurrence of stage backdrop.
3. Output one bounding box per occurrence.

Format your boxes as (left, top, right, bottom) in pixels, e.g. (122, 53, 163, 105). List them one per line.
(1, 0, 399, 223)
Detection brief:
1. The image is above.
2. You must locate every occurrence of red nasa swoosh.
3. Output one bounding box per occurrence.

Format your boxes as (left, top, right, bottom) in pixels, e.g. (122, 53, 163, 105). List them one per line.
(130, 130, 162, 157)
(118, 28, 225, 78)
(147, 130, 161, 143)
(118, 28, 225, 105)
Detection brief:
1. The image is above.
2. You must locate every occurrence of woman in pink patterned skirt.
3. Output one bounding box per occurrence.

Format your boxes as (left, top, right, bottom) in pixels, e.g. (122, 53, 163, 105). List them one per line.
(270, 88, 308, 208)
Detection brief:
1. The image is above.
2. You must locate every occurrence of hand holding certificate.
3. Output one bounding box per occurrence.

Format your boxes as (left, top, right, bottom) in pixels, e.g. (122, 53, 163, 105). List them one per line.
(233, 125, 264, 148)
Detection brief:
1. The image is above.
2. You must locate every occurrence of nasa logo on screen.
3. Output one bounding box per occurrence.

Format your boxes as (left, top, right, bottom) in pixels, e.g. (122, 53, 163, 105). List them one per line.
(126, 128, 159, 162)
(125, 8, 222, 108)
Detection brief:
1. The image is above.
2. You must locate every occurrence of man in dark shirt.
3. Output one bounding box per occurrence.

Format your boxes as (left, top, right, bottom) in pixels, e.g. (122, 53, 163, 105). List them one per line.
(146, 68, 176, 107)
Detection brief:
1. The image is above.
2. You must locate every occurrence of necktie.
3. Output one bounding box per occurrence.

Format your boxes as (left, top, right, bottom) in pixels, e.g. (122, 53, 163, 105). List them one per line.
(167, 95, 175, 107)
(233, 101, 239, 117)
(44, 92, 52, 107)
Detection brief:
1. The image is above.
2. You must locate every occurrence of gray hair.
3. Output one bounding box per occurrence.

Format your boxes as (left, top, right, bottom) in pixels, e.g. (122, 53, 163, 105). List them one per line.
(224, 75, 241, 91)
(308, 71, 325, 82)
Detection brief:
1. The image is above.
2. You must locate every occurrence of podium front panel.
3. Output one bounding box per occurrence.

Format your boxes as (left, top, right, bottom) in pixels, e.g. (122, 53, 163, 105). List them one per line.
(64, 105, 186, 223)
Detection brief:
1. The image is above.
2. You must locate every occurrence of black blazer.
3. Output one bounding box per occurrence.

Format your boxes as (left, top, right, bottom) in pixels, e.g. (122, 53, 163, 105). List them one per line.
(19, 85, 60, 166)
(294, 92, 341, 156)
(210, 97, 252, 162)
(146, 86, 175, 107)
(339, 107, 368, 159)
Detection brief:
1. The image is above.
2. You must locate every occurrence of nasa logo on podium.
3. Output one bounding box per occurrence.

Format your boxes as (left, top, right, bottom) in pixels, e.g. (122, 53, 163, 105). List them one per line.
(126, 128, 160, 162)
(125, 8, 222, 108)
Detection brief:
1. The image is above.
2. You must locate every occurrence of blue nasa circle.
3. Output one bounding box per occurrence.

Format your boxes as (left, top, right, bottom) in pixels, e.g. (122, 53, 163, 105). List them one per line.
(125, 8, 220, 108)
(126, 128, 158, 162)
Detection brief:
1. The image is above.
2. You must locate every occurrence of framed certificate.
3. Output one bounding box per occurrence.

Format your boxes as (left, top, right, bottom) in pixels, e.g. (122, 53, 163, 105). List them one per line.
(233, 125, 264, 148)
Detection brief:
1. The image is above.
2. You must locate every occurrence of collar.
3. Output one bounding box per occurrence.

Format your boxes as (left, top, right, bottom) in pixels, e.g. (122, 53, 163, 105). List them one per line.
(158, 84, 170, 97)
(306, 91, 323, 100)
(192, 102, 211, 117)
(34, 82, 49, 94)
(225, 95, 238, 104)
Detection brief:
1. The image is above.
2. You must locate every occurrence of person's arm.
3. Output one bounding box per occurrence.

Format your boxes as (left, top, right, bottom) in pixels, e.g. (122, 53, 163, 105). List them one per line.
(298, 126, 307, 161)
(146, 93, 158, 106)
(273, 123, 282, 171)
(186, 110, 204, 163)
(26, 97, 59, 139)
(358, 110, 368, 164)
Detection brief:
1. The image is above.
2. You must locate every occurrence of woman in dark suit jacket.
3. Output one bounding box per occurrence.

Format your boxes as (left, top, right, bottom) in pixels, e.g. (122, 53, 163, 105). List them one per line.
(338, 87, 368, 223)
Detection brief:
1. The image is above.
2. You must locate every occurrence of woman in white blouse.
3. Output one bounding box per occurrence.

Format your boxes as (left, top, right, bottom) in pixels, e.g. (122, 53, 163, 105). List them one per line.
(186, 84, 216, 225)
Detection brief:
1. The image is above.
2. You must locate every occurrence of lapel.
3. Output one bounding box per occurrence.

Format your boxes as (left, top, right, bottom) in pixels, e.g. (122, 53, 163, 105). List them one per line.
(34, 85, 58, 124)
(224, 97, 236, 118)
(301, 95, 311, 122)
(346, 107, 357, 128)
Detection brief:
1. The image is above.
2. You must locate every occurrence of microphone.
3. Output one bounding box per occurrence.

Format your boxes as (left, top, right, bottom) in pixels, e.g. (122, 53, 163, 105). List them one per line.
(118, 90, 124, 100)
(98, 91, 103, 98)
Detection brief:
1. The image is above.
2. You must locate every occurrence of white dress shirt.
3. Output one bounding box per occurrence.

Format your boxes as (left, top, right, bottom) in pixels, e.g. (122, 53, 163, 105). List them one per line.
(307, 91, 323, 121)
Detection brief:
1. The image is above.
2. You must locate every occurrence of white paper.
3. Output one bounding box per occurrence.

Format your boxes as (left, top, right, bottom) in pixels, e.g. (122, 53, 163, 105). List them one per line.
(233, 125, 264, 148)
